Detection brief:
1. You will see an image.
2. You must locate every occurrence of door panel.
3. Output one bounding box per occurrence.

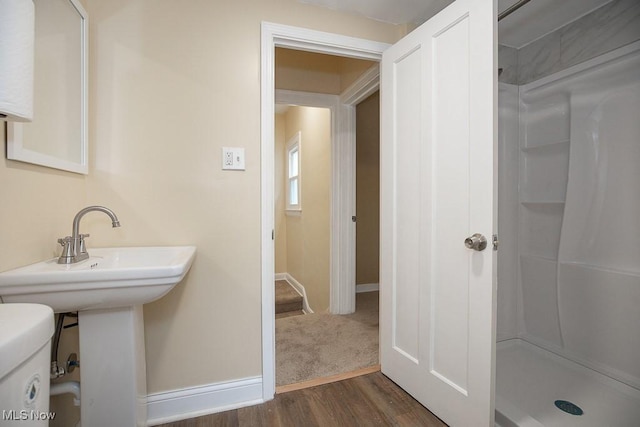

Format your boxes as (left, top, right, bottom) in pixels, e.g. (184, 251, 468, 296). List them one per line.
(393, 47, 422, 362)
(431, 13, 471, 392)
(380, 0, 496, 426)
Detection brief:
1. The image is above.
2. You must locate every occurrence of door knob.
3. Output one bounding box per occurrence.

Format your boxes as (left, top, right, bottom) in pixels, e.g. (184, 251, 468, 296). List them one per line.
(465, 233, 487, 251)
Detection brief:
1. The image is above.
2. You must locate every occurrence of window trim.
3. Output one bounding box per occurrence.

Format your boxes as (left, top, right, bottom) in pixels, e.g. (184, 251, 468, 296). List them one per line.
(286, 131, 302, 213)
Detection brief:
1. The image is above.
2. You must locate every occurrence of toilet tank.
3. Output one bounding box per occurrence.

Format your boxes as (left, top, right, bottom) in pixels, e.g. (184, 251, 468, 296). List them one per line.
(0, 303, 54, 426)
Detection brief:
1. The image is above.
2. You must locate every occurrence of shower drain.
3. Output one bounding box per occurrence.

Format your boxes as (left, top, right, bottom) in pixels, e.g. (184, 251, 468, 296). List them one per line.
(554, 400, 584, 416)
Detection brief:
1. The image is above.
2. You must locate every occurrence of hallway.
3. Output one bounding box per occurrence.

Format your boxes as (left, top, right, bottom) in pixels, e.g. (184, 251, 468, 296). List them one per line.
(276, 291, 379, 387)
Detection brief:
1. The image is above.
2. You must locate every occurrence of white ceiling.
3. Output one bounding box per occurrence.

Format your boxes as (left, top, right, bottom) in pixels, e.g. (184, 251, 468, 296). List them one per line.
(299, 0, 614, 49)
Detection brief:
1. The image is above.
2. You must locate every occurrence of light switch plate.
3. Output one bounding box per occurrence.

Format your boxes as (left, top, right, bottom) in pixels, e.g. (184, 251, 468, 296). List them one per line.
(222, 147, 245, 170)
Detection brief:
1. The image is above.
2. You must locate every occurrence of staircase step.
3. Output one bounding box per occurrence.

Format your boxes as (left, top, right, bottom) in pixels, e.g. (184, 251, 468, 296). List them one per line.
(276, 310, 305, 319)
(275, 280, 303, 314)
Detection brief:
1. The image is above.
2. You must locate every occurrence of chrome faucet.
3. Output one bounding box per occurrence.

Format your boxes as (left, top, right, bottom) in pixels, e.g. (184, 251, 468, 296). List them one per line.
(57, 206, 121, 264)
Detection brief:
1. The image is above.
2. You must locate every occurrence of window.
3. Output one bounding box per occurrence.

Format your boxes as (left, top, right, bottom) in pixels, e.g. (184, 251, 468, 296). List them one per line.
(286, 132, 301, 212)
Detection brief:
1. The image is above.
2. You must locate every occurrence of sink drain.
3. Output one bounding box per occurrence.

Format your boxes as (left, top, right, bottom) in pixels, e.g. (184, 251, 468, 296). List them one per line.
(554, 400, 584, 416)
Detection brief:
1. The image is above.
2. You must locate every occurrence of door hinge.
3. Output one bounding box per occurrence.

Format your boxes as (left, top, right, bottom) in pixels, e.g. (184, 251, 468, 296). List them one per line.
(272, 229, 274, 240)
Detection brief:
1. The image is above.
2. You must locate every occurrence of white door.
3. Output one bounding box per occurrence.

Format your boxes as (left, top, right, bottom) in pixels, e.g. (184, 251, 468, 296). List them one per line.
(380, 0, 496, 426)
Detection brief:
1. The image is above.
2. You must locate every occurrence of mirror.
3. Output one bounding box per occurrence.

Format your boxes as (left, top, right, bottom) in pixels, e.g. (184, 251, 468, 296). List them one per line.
(6, 0, 88, 174)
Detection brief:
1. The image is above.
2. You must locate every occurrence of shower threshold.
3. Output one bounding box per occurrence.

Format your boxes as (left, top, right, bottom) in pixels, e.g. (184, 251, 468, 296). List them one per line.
(495, 339, 640, 427)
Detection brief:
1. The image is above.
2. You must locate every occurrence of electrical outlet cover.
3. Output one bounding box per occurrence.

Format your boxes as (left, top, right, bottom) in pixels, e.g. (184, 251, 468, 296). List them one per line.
(222, 147, 245, 170)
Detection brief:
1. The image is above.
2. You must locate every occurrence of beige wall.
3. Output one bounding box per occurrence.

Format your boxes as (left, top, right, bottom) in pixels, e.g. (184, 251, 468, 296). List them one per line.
(276, 106, 332, 312)
(276, 49, 342, 94)
(1, 1, 396, 423)
(84, 0, 398, 395)
(23, 0, 395, 397)
(276, 48, 376, 95)
(355, 91, 380, 285)
(339, 57, 377, 93)
(0, 124, 88, 270)
(1, 1, 397, 409)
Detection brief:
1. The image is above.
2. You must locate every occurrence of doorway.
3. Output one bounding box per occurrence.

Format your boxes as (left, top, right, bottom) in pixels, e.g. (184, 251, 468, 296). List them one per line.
(272, 47, 382, 390)
(260, 23, 389, 399)
(263, 0, 497, 423)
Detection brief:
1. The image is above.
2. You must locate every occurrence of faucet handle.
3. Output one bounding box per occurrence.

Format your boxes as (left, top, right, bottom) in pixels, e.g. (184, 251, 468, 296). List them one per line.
(78, 234, 90, 255)
(58, 236, 72, 246)
(57, 237, 74, 264)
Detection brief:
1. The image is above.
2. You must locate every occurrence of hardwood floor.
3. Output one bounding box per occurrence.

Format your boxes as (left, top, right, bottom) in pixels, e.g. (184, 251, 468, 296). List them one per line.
(158, 372, 447, 427)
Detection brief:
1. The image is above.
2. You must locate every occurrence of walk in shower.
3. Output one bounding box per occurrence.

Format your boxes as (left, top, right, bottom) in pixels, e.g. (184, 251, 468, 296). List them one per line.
(496, 0, 640, 425)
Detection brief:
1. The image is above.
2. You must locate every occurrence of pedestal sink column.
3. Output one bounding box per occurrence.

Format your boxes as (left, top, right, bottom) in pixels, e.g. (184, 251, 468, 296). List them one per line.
(78, 305, 147, 427)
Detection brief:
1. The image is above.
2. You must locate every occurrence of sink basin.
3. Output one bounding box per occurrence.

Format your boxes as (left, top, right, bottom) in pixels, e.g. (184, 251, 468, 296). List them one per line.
(0, 246, 196, 312)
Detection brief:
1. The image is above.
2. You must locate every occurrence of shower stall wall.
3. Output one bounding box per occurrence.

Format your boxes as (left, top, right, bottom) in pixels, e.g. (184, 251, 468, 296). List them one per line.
(496, 41, 640, 426)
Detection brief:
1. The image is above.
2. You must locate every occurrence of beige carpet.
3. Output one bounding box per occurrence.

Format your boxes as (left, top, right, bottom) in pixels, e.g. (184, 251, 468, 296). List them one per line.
(275, 291, 379, 386)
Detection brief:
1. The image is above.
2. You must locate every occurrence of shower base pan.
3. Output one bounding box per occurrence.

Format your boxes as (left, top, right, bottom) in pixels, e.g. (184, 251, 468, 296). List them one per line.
(495, 339, 640, 427)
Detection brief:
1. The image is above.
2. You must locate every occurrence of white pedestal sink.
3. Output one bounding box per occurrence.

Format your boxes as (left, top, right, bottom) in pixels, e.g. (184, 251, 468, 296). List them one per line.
(0, 246, 196, 427)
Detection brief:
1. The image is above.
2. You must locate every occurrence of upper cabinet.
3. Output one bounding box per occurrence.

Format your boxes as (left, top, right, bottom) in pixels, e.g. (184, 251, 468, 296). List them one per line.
(6, 0, 88, 174)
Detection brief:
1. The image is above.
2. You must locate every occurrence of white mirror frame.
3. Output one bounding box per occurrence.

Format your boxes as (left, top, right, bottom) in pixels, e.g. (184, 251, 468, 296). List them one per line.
(6, 0, 88, 175)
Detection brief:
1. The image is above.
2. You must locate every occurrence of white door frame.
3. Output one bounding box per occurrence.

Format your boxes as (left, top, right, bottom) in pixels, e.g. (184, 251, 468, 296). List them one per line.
(335, 64, 382, 314)
(261, 21, 389, 399)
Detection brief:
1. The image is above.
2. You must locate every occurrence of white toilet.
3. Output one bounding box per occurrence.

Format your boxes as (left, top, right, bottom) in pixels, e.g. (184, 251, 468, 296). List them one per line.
(0, 303, 54, 426)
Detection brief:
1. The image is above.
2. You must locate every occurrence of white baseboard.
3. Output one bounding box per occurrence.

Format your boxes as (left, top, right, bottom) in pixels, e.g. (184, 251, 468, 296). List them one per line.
(146, 376, 263, 426)
(356, 283, 379, 293)
(275, 272, 313, 314)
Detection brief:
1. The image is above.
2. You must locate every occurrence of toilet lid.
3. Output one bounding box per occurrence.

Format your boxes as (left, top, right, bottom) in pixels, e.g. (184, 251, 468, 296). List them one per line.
(0, 303, 54, 380)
